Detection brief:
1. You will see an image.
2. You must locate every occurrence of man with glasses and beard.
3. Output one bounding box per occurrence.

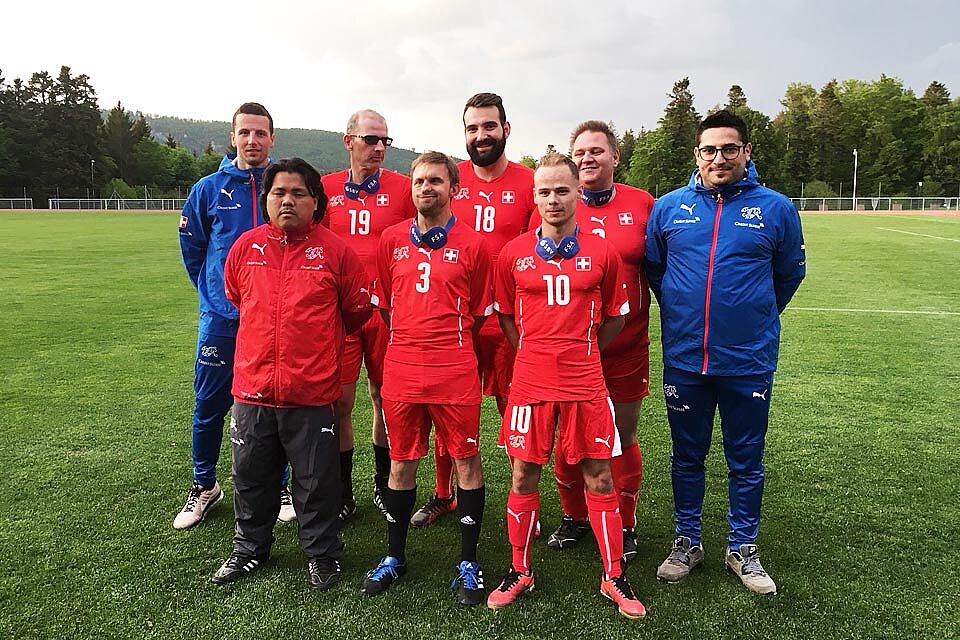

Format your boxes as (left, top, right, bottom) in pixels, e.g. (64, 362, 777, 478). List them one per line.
(321, 110, 416, 522)
(645, 109, 805, 595)
(408, 93, 537, 530)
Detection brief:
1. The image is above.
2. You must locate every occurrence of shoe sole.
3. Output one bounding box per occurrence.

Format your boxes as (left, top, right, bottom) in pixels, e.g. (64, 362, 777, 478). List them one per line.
(725, 563, 777, 595)
(175, 489, 224, 530)
(600, 586, 646, 620)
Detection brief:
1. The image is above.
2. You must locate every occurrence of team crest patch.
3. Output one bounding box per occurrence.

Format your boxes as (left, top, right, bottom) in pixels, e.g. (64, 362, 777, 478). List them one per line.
(179, 215, 188, 229)
(393, 246, 410, 261)
(305, 246, 324, 260)
(454, 187, 470, 200)
(502, 190, 515, 204)
(377, 193, 390, 207)
(329, 194, 345, 207)
(509, 434, 525, 450)
(575, 256, 592, 271)
(618, 212, 634, 225)
(515, 256, 536, 272)
(442, 248, 460, 263)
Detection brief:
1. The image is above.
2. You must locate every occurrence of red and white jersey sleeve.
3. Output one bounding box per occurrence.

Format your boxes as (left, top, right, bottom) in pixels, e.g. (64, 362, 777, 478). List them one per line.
(322, 169, 416, 284)
(375, 219, 494, 404)
(495, 231, 628, 404)
(575, 183, 654, 353)
(451, 161, 536, 265)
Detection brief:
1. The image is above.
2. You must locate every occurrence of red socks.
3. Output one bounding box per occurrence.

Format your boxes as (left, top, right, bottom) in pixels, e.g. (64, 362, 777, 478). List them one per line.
(506, 491, 540, 573)
(586, 489, 623, 578)
(554, 457, 588, 521)
(611, 442, 643, 529)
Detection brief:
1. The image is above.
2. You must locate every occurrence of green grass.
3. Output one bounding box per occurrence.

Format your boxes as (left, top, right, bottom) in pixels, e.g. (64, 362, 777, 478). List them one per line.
(0, 212, 958, 639)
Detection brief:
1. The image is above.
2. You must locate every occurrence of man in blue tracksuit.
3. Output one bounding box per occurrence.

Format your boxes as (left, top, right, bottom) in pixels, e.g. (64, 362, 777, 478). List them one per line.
(645, 109, 805, 595)
(175, 102, 293, 528)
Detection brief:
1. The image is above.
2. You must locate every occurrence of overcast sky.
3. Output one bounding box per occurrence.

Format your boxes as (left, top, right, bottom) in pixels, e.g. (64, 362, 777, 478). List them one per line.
(3, 0, 957, 160)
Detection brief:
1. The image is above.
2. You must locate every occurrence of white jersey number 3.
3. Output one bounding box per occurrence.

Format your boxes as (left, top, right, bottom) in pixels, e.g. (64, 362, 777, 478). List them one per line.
(416, 262, 431, 293)
(542, 274, 570, 306)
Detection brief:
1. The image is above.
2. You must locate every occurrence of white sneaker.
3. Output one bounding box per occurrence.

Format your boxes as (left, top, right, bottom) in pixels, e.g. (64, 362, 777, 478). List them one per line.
(277, 486, 297, 522)
(657, 535, 704, 582)
(173, 481, 223, 529)
(725, 544, 777, 595)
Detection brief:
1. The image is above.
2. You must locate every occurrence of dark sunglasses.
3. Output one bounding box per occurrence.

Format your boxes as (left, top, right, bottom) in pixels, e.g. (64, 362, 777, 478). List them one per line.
(351, 134, 393, 147)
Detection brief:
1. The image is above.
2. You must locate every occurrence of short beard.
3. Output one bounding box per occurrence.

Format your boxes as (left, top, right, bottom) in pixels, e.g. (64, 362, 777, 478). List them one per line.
(467, 136, 506, 168)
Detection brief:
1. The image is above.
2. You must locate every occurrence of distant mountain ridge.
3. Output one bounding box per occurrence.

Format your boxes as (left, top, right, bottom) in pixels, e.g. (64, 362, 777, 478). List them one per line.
(144, 114, 422, 175)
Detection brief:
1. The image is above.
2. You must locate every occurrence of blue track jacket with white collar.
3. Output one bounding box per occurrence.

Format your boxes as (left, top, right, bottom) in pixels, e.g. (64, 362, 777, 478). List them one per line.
(645, 161, 805, 376)
(178, 154, 269, 337)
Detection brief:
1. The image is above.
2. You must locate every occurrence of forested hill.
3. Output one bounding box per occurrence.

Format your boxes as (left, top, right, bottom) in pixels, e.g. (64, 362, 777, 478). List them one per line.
(145, 115, 421, 174)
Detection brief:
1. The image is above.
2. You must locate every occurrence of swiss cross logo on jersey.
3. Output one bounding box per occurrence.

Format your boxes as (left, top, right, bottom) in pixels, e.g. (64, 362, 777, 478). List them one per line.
(179, 215, 188, 229)
(575, 256, 592, 271)
(330, 195, 345, 207)
(618, 212, 634, 225)
(376, 193, 390, 207)
(502, 190, 515, 204)
(442, 248, 460, 263)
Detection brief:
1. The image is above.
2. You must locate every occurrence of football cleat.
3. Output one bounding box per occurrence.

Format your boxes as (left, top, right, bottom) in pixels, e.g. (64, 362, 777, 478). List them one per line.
(211, 552, 267, 585)
(450, 560, 485, 606)
(360, 555, 406, 596)
(307, 556, 342, 590)
(622, 528, 638, 563)
(600, 573, 646, 619)
(277, 486, 297, 522)
(487, 568, 535, 609)
(410, 493, 457, 528)
(546, 515, 591, 550)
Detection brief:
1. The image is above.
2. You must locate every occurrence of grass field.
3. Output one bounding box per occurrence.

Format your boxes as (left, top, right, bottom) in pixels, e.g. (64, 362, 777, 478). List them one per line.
(1, 211, 958, 640)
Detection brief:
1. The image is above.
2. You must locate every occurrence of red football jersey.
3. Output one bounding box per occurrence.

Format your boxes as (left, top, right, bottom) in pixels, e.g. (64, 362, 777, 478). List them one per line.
(575, 183, 654, 353)
(374, 219, 494, 404)
(495, 230, 628, 404)
(452, 160, 536, 265)
(321, 169, 416, 281)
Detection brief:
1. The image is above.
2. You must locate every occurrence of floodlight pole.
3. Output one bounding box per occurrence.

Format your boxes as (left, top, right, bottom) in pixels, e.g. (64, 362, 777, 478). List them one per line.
(852, 149, 858, 212)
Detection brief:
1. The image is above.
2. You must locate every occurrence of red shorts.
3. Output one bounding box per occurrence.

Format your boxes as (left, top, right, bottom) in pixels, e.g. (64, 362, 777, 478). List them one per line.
(601, 345, 650, 403)
(499, 397, 620, 465)
(477, 324, 515, 399)
(382, 400, 481, 461)
(340, 313, 388, 386)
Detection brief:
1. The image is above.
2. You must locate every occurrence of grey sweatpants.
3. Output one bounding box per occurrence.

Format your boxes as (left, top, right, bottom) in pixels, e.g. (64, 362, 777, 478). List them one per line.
(230, 401, 343, 559)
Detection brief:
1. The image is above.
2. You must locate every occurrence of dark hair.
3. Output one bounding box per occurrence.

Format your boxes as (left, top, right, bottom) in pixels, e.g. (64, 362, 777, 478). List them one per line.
(569, 120, 618, 154)
(696, 109, 749, 144)
(537, 152, 579, 180)
(259, 158, 328, 223)
(233, 102, 274, 134)
(463, 92, 506, 125)
(410, 151, 460, 185)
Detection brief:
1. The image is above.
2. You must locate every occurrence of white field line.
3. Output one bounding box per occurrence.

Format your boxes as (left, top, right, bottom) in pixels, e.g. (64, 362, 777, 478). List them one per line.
(876, 227, 960, 243)
(650, 301, 958, 316)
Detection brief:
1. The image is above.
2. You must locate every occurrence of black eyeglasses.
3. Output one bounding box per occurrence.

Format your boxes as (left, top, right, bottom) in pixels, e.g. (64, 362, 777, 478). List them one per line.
(696, 144, 744, 161)
(351, 134, 393, 147)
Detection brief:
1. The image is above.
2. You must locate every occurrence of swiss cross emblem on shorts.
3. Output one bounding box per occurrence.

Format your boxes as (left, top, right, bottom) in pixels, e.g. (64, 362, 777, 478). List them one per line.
(618, 212, 634, 225)
(575, 256, 592, 271)
(443, 248, 460, 263)
(179, 215, 188, 229)
(376, 193, 389, 207)
(502, 190, 515, 204)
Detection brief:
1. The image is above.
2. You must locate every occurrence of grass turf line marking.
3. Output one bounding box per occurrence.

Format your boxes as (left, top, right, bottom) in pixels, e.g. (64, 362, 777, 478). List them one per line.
(876, 227, 960, 243)
(788, 307, 960, 316)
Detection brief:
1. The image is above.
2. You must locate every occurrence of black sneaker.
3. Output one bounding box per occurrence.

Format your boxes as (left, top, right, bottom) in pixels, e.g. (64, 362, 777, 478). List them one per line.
(546, 515, 591, 550)
(622, 528, 638, 563)
(211, 552, 267, 585)
(360, 555, 406, 596)
(338, 496, 357, 522)
(307, 556, 342, 590)
(450, 560, 485, 606)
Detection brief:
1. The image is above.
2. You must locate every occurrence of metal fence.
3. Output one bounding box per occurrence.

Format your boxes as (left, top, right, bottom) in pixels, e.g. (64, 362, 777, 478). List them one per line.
(0, 198, 34, 209)
(791, 197, 960, 212)
(47, 198, 187, 211)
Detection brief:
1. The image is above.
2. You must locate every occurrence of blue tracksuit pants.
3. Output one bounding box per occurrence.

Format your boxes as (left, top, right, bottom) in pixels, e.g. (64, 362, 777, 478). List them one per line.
(662, 366, 774, 548)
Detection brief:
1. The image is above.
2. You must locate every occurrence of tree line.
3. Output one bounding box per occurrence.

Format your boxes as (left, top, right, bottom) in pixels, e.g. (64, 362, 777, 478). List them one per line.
(1, 66, 958, 206)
